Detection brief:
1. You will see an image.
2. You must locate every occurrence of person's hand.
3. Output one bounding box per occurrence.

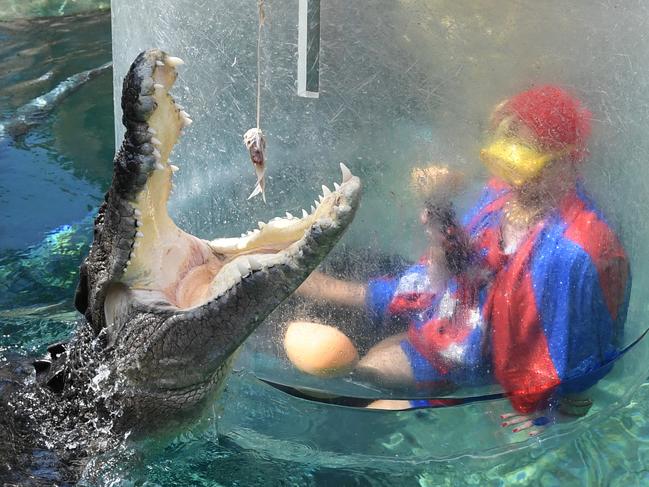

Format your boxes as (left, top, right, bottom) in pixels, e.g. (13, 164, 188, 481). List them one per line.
(499, 394, 592, 437)
(500, 411, 552, 437)
(410, 165, 465, 205)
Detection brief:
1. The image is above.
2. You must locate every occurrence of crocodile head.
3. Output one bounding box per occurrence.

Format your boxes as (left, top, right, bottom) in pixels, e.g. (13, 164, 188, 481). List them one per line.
(73, 49, 361, 425)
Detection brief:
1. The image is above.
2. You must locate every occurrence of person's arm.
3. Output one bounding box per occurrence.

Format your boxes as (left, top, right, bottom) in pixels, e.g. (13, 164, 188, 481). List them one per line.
(296, 271, 367, 308)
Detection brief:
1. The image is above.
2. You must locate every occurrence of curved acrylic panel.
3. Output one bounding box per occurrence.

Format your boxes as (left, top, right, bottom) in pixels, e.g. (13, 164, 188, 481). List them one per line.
(112, 0, 649, 453)
(220, 337, 649, 461)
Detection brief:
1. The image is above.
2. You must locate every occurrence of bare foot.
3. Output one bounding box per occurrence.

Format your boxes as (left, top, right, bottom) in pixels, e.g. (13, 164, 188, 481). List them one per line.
(283, 321, 359, 377)
(366, 399, 412, 410)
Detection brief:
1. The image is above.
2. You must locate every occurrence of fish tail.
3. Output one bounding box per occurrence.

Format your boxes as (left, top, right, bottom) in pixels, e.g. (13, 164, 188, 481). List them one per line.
(248, 166, 266, 203)
(248, 177, 266, 203)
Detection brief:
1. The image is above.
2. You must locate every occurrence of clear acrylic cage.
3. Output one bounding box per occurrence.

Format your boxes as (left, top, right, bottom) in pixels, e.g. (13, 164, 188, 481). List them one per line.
(112, 0, 649, 458)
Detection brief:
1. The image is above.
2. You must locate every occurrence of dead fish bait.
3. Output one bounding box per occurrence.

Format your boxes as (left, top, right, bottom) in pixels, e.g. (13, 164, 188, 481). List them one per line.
(244, 127, 267, 202)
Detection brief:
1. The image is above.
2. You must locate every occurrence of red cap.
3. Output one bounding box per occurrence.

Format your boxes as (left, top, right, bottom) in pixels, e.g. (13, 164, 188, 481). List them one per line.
(496, 85, 592, 160)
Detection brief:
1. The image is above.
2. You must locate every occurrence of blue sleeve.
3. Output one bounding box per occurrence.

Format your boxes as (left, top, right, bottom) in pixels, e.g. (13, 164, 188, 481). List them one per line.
(530, 226, 620, 394)
(365, 277, 399, 323)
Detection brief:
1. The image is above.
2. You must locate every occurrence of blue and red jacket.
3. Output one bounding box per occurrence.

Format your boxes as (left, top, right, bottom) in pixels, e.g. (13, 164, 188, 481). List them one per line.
(367, 179, 630, 412)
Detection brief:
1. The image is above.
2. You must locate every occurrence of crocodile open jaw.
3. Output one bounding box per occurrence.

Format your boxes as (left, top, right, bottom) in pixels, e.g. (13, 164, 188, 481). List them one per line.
(115, 51, 360, 312)
(68, 49, 361, 408)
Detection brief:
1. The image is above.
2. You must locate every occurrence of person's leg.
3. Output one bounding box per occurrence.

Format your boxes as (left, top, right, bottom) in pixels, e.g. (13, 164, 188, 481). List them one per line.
(357, 334, 461, 410)
(354, 333, 416, 389)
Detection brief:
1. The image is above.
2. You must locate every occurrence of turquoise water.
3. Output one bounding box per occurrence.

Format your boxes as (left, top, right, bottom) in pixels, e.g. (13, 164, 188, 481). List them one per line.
(2, 9, 649, 486)
(0, 0, 109, 21)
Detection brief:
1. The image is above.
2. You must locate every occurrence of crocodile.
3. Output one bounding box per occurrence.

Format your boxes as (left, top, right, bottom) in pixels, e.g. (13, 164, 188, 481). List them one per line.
(0, 62, 112, 142)
(0, 48, 360, 483)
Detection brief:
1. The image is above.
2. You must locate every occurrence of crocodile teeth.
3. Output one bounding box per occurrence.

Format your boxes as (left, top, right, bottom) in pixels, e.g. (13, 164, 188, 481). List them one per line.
(340, 162, 352, 182)
(151, 137, 162, 146)
(136, 231, 144, 238)
(136, 220, 143, 227)
(310, 206, 316, 213)
(333, 182, 341, 191)
(133, 208, 142, 217)
(322, 185, 332, 197)
(285, 212, 294, 219)
(166, 56, 185, 67)
(182, 116, 193, 127)
(153, 148, 161, 159)
(155, 60, 165, 67)
(248, 256, 263, 270)
(170, 164, 180, 172)
(235, 259, 250, 276)
(155, 163, 165, 170)
(302, 209, 309, 218)
(133, 242, 140, 248)
(318, 195, 325, 203)
(153, 83, 164, 90)
(147, 127, 157, 135)
(258, 221, 265, 229)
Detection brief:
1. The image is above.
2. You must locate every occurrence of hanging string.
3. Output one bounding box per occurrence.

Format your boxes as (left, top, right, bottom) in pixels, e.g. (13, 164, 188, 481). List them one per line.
(256, 0, 265, 128)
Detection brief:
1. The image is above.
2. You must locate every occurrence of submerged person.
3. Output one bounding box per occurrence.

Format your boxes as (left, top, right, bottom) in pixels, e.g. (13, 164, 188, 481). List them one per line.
(287, 85, 631, 414)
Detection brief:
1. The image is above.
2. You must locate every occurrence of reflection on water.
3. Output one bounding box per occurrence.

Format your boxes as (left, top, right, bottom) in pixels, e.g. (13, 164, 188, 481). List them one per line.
(0, 0, 109, 21)
(0, 11, 112, 250)
(85, 373, 649, 486)
(1, 6, 649, 487)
